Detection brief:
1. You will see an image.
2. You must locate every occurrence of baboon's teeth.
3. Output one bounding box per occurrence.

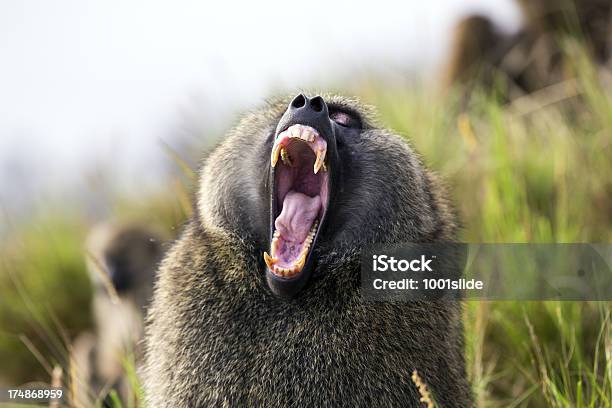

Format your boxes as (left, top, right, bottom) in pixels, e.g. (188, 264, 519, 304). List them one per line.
(271, 144, 281, 167)
(280, 147, 293, 167)
(272, 124, 327, 171)
(302, 128, 315, 142)
(294, 254, 306, 270)
(302, 221, 318, 248)
(287, 124, 318, 142)
(268, 219, 319, 278)
(289, 126, 300, 138)
(313, 148, 326, 174)
(263, 252, 277, 269)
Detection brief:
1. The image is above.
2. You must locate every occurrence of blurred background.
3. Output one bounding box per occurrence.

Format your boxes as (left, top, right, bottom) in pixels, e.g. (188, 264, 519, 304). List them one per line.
(0, 0, 521, 222)
(1, 0, 610, 407)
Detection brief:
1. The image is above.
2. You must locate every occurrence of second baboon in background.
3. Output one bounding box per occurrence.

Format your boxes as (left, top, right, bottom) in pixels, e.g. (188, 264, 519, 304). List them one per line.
(444, 15, 507, 88)
(444, 0, 612, 98)
(72, 223, 164, 407)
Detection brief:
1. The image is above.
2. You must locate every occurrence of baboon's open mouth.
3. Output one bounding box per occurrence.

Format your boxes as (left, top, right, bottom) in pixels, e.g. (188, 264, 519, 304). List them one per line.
(264, 124, 329, 280)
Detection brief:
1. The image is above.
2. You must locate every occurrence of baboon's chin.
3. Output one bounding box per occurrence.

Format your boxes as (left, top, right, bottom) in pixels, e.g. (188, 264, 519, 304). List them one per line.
(264, 123, 331, 297)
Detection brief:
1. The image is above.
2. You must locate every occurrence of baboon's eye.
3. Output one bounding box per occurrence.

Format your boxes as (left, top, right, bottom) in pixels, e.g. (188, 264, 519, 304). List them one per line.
(330, 110, 361, 129)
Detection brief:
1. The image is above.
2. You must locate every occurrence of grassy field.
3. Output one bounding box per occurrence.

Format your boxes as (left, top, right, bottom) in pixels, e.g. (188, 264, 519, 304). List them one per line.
(0, 50, 610, 406)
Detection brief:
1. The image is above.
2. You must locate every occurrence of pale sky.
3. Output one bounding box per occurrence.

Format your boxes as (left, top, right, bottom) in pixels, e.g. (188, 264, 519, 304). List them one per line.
(0, 0, 521, 215)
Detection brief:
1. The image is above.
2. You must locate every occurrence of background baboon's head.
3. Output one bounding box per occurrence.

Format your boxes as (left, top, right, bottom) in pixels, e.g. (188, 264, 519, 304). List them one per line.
(86, 224, 163, 309)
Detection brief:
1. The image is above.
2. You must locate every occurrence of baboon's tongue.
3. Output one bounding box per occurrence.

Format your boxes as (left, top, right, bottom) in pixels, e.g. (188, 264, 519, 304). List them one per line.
(275, 191, 321, 244)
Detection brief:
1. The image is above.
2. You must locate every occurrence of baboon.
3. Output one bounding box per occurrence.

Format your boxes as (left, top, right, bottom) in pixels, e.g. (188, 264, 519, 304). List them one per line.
(72, 223, 163, 406)
(144, 94, 472, 407)
(444, 0, 612, 98)
(444, 15, 507, 88)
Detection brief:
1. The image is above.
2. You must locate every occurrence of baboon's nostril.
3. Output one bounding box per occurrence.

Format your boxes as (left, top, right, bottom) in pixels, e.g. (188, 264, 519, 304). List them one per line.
(310, 96, 324, 113)
(278, 94, 331, 138)
(290, 94, 306, 109)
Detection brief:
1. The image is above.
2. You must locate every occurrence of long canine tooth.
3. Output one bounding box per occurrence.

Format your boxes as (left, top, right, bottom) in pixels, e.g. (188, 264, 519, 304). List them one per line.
(281, 148, 293, 166)
(263, 252, 277, 269)
(271, 144, 281, 167)
(313, 148, 326, 174)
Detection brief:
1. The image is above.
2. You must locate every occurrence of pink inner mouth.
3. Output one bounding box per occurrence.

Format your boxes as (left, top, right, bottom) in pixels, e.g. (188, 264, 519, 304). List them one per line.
(266, 125, 329, 278)
(275, 191, 320, 261)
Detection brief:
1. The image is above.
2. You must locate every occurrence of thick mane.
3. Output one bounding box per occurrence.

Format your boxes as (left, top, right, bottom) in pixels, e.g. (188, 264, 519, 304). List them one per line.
(144, 93, 471, 407)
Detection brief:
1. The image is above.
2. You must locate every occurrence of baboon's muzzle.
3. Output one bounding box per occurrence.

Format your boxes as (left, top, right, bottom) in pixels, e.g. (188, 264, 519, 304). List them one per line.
(265, 94, 337, 298)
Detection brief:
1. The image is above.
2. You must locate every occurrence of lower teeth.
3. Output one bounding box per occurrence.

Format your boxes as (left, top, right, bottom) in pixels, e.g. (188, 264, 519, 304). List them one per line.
(268, 219, 319, 276)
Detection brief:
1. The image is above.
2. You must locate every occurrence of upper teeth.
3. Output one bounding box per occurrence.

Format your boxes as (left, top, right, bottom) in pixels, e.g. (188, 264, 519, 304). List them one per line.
(289, 124, 316, 142)
(271, 124, 327, 173)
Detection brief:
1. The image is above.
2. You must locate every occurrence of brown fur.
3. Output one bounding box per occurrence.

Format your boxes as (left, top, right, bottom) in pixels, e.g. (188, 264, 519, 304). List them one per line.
(444, 0, 612, 98)
(143, 95, 471, 407)
(444, 15, 506, 88)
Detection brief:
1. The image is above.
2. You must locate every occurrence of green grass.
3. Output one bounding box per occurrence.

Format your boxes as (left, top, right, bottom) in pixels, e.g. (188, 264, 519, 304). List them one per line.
(0, 216, 91, 384)
(0, 193, 190, 400)
(0, 49, 611, 406)
(352, 48, 611, 406)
